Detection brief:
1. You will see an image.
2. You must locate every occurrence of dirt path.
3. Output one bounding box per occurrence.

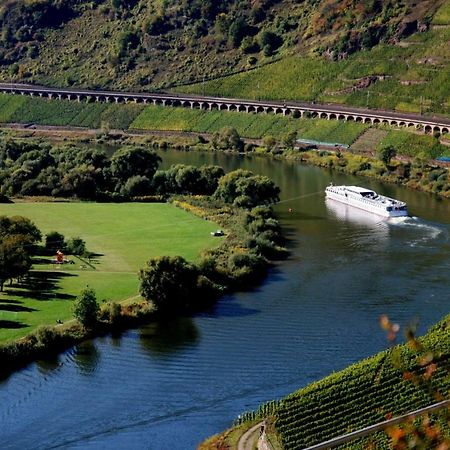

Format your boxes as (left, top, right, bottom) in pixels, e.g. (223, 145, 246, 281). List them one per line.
(238, 422, 264, 450)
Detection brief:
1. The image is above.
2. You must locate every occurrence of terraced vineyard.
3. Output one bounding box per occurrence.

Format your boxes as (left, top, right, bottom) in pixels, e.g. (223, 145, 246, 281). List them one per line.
(0, 94, 144, 129)
(131, 105, 368, 145)
(240, 318, 450, 449)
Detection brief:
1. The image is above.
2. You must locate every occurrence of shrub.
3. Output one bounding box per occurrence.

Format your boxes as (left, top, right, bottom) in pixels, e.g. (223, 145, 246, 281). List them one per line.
(66, 237, 86, 255)
(139, 256, 199, 313)
(45, 231, 65, 253)
(73, 288, 99, 327)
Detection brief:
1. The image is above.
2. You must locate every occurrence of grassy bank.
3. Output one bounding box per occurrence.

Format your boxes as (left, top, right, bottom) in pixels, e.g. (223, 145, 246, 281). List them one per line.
(0, 202, 222, 343)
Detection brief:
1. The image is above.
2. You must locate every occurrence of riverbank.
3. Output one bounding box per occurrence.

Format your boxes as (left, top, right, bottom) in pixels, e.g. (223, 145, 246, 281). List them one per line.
(0, 195, 286, 378)
(2, 121, 449, 200)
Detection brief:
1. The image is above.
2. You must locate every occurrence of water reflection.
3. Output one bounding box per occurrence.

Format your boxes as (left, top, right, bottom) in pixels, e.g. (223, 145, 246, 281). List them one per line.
(36, 356, 61, 375)
(139, 317, 199, 356)
(71, 341, 100, 375)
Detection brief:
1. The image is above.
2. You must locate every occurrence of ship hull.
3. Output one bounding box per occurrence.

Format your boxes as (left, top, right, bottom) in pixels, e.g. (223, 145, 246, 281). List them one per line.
(325, 190, 408, 218)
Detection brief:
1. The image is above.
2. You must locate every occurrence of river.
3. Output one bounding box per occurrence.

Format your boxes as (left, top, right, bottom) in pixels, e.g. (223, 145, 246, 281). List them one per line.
(1, 150, 450, 449)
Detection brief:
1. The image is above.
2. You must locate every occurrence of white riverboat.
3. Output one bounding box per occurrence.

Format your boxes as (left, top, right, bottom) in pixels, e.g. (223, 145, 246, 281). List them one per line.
(325, 184, 408, 218)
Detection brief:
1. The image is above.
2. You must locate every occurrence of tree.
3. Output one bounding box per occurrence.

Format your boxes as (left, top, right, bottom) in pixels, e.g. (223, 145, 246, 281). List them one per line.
(214, 169, 280, 207)
(111, 146, 161, 187)
(45, 231, 65, 253)
(120, 175, 152, 197)
(66, 237, 86, 256)
(0, 235, 31, 291)
(212, 127, 244, 152)
(283, 131, 298, 150)
(139, 256, 199, 313)
(263, 135, 277, 152)
(73, 288, 99, 327)
(378, 145, 397, 166)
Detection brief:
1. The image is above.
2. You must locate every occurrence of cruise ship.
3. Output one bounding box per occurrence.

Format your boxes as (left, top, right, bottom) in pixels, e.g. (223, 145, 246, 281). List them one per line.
(325, 184, 408, 218)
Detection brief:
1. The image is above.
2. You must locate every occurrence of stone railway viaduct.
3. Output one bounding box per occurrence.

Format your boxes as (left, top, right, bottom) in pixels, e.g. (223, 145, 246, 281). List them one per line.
(1, 83, 449, 135)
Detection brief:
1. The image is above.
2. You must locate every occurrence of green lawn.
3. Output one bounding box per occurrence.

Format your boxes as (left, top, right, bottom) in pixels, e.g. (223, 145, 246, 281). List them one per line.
(0, 202, 222, 342)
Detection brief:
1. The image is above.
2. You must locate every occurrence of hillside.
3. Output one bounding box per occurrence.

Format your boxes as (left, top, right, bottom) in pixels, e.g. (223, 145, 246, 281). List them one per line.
(0, 0, 448, 116)
(219, 317, 450, 449)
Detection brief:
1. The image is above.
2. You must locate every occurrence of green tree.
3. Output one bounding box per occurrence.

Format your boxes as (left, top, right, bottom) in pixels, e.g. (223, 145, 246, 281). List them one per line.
(0, 235, 31, 290)
(139, 256, 199, 313)
(45, 231, 65, 253)
(214, 169, 280, 207)
(111, 146, 161, 187)
(212, 127, 244, 152)
(378, 145, 397, 166)
(283, 131, 298, 149)
(66, 237, 86, 256)
(73, 288, 99, 327)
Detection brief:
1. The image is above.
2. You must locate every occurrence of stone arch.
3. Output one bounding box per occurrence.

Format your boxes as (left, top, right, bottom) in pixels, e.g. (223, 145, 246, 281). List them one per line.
(248, 105, 256, 113)
(338, 114, 346, 121)
(382, 119, 389, 125)
(237, 104, 246, 112)
(364, 117, 372, 124)
(355, 116, 363, 123)
(255, 106, 264, 113)
(373, 118, 380, 124)
(442, 128, 449, 135)
(390, 120, 398, 126)
(320, 112, 328, 119)
(219, 103, 227, 111)
(424, 125, 432, 134)
(228, 104, 237, 111)
(407, 122, 415, 128)
(329, 113, 337, 120)
(346, 115, 355, 121)
(266, 107, 274, 114)
(274, 107, 283, 115)
(172, 100, 182, 107)
(399, 121, 406, 127)
(433, 126, 441, 134)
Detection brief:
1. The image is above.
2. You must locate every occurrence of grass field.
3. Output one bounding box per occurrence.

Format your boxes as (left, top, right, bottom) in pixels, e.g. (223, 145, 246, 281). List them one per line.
(0, 202, 222, 342)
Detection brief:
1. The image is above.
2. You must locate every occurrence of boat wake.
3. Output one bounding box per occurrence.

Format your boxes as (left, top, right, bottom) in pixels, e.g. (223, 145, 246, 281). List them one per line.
(388, 216, 447, 245)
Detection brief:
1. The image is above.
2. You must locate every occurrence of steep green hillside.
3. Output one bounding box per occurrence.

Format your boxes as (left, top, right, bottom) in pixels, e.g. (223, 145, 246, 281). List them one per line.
(234, 317, 450, 449)
(179, 2, 450, 116)
(0, 0, 447, 118)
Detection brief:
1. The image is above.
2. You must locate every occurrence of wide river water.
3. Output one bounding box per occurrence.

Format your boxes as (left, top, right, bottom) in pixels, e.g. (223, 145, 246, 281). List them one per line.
(1, 150, 450, 449)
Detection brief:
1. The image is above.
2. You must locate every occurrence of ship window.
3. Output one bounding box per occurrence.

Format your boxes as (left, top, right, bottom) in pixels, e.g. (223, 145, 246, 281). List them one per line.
(386, 207, 392, 211)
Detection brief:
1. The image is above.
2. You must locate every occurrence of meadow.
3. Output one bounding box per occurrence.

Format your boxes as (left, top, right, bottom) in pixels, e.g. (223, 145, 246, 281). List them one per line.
(0, 202, 222, 342)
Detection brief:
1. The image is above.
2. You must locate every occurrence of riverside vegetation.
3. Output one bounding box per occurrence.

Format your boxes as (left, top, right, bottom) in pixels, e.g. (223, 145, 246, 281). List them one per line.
(0, 139, 285, 376)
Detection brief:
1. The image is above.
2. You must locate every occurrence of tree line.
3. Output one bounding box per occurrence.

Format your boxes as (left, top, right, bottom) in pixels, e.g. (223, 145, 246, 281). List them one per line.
(0, 140, 280, 206)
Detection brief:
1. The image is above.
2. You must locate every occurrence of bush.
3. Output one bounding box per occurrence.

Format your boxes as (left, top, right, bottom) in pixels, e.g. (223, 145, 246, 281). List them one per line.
(139, 256, 199, 313)
(45, 231, 65, 253)
(73, 288, 99, 327)
(66, 237, 86, 255)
